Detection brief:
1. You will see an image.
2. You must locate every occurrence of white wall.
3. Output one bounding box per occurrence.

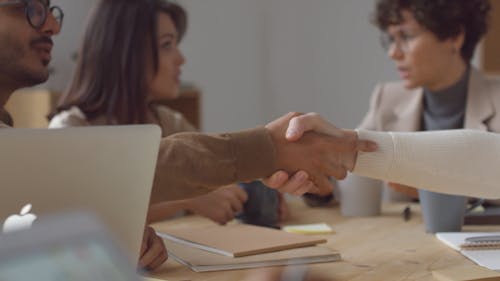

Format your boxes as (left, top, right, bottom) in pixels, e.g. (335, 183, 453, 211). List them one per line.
(43, 0, 97, 92)
(264, 0, 397, 128)
(180, 0, 398, 131)
(178, 0, 268, 131)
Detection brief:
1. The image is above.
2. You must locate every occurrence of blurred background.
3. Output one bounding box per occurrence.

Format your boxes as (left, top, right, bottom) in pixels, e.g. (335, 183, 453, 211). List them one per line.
(10, 0, 491, 131)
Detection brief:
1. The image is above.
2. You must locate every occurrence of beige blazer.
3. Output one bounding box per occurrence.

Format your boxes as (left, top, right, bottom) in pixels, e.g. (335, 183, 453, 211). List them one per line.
(359, 68, 500, 134)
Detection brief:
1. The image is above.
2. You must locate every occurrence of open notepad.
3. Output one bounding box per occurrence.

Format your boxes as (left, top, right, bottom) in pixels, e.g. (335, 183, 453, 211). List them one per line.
(155, 223, 327, 257)
(436, 232, 500, 271)
(162, 236, 340, 272)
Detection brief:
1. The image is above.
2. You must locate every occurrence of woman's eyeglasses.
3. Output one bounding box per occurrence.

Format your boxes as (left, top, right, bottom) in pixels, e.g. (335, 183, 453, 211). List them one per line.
(0, 0, 63, 30)
(380, 31, 418, 53)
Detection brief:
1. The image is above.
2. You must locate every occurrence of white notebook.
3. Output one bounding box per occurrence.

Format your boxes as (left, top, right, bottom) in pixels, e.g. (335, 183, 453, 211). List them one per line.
(436, 232, 500, 271)
(162, 236, 340, 272)
(155, 223, 326, 257)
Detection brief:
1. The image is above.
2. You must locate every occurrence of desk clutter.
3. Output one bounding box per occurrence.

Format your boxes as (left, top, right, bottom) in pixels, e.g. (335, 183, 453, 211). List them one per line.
(153, 223, 340, 272)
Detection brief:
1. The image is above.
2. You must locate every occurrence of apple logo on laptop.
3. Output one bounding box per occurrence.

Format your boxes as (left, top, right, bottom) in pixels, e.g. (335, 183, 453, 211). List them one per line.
(2, 204, 37, 233)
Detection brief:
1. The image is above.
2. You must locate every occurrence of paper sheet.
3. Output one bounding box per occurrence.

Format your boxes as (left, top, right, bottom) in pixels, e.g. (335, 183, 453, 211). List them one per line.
(436, 232, 500, 271)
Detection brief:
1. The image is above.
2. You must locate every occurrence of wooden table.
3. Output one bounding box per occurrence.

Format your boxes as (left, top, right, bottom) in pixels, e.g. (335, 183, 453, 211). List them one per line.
(149, 200, 500, 281)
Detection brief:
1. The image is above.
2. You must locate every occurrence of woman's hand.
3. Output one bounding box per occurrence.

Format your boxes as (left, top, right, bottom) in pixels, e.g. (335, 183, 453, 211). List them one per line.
(138, 226, 168, 271)
(186, 184, 248, 225)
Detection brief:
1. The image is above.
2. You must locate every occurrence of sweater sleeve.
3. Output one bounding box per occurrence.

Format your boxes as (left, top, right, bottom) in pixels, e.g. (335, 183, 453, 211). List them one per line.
(50, 107, 278, 203)
(150, 127, 277, 203)
(353, 129, 500, 199)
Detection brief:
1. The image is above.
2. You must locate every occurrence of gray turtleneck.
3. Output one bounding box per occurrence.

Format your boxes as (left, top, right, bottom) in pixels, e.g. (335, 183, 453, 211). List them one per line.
(422, 67, 470, 131)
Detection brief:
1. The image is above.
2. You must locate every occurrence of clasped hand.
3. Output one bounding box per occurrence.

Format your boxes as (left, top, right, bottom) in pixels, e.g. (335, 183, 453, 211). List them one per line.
(264, 112, 377, 195)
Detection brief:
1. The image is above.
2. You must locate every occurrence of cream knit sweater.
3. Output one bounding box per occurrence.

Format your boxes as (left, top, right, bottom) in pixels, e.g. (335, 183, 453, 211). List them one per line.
(353, 129, 500, 199)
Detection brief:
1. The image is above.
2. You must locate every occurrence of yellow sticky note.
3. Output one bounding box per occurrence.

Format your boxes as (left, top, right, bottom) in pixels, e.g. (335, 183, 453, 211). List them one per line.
(282, 223, 334, 235)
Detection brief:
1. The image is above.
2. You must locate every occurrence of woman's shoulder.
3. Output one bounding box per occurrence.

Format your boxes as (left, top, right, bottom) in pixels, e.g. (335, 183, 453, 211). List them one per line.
(152, 104, 184, 119)
(48, 107, 89, 128)
(373, 80, 415, 98)
(369, 80, 419, 108)
(149, 104, 197, 136)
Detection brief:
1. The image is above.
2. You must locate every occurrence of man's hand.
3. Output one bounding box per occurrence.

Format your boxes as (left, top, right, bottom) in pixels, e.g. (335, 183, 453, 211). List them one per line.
(265, 112, 377, 194)
(186, 184, 248, 225)
(262, 170, 318, 196)
(139, 226, 168, 271)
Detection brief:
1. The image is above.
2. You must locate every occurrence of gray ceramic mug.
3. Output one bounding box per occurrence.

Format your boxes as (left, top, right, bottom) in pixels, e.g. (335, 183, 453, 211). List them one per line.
(339, 174, 382, 217)
(418, 189, 467, 233)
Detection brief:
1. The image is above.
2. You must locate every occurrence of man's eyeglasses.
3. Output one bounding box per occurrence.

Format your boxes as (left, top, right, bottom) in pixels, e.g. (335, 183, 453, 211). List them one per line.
(0, 0, 63, 30)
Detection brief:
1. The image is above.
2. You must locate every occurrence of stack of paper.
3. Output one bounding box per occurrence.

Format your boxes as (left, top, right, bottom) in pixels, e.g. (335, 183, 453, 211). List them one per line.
(155, 223, 327, 257)
(162, 236, 340, 272)
(154, 223, 340, 272)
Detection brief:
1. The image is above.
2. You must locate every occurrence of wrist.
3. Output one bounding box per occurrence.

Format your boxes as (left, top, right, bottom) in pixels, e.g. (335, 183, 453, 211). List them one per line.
(177, 199, 192, 212)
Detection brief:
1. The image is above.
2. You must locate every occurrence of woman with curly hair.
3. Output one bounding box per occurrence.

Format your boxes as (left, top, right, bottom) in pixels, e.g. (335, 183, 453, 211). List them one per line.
(359, 0, 495, 200)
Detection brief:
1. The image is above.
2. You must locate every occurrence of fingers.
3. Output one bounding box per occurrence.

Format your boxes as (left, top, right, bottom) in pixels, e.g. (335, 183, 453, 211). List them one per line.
(222, 186, 247, 213)
(269, 111, 378, 196)
(293, 180, 316, 196)
(231, 185, 249, 203)
(139, 227, 168, 271)
(347, 130, 377, 152)
(286, 113, 342, 141)
(262, 171, 289, 188)
(310, 174, 334, 195)
(356, 139, 378, 152)
(227, 195, 244, 214)
(146, 235, 168, 270)
(272, 171, 310, 195)
(214, 202, 235, 225)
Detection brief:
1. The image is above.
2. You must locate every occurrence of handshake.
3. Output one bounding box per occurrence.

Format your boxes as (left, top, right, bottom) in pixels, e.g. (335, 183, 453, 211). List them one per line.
(263, 112, 378, 196)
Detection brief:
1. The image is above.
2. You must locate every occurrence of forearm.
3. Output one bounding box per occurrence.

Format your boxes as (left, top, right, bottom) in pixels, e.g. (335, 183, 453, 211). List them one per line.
(150, 128, 277, 203)
(147, 200, 190, 223)
(353, 129, 500, 199)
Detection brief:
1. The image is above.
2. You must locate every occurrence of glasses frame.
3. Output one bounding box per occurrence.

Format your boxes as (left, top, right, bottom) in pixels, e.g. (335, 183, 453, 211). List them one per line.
(0, 0, 63, 30)
(380, 30, 424, 54)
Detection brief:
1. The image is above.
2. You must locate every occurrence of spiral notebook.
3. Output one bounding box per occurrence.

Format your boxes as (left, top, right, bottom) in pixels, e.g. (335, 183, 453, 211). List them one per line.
(436, 232, 500, 271)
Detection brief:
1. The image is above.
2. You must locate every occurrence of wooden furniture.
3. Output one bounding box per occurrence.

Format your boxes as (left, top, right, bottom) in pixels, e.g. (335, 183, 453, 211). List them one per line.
(158, 84, 202, 129)
(149, 200, 500, 281)
(4, 84, 202, 129)
(4, 89, 53, 128)
(482, 0, 500, 74)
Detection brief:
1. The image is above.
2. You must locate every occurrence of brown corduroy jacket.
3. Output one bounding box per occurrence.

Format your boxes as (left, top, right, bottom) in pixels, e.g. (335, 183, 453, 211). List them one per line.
(49, 105, 277, 204)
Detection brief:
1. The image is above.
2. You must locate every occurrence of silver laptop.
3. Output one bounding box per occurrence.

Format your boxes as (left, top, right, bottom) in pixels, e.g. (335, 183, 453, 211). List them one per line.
(0, 211, 143, 280)
(0, 125, 161, 262)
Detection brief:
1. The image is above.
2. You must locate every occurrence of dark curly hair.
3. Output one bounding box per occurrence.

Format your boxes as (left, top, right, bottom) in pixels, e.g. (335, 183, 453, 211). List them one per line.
(373, 0, 491, 62)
